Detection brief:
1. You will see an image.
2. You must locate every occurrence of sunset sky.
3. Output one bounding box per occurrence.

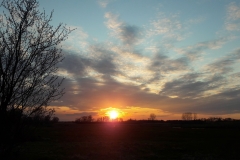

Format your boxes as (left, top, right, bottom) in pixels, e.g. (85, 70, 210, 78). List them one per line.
(34, 0, 240, 121)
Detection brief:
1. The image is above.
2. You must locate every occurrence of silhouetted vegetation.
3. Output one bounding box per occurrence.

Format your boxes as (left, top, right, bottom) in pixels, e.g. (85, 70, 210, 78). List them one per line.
(74, 115, 124, 123)
(0, 0, 71, 156)
(148, 113, 157, 120)
(75, 115, 94, 123)
(182, 112, 197, 120)
(52, 116, 60, 123)
(96, 116, 110, 122)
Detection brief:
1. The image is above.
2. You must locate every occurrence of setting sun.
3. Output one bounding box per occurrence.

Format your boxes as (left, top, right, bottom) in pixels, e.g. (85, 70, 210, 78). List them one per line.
(100, 107, 125, 121)
(109, 110, 118, 119)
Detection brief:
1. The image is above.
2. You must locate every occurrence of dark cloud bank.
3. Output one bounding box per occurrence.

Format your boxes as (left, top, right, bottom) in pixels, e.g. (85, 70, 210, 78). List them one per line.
(52, 47, 240, 118)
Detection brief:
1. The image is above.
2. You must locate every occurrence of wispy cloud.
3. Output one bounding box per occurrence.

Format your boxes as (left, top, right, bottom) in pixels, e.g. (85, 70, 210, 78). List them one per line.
(104, 12, 142, 46)
(63, 26, 89, 52)
(159, 73, 225, 99)
(204, 48, 240, 74)
(147, 13, 185, 41)
(175, 37, 230, 60)
(98, 0, 112, 8)
(225, 2, 240, 31)
(149, 53, 189, 73)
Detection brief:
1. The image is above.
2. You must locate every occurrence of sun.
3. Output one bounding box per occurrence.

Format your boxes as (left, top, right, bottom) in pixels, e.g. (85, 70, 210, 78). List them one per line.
(109, 110, 119, 119)
(102, 107, 125, 121)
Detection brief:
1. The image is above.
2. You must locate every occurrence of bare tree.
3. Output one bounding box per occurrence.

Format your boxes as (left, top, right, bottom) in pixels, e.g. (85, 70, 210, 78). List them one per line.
(182, 112, 193, 121)
(0, 0, 72, 154)
(75, 115, 94, 123)
(51, 116, 59, 123)
(97, 116, 110, 122)
(193, 113, 197, 120)
(149, 113, 157, 121)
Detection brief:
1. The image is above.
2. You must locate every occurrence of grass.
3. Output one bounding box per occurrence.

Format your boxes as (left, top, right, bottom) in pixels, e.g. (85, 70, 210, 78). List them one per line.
(9, 122, 240, 160)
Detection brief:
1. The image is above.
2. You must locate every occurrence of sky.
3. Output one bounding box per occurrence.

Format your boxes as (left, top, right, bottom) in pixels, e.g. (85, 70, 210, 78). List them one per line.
(15, 0, 240, 121)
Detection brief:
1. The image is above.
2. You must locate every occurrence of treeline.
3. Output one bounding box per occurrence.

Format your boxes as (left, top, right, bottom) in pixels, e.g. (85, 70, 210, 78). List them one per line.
(4, 108, 59, 126)
(74, 114, 240, 124)
(74, 115, 123, 123)
(124, 118, 240, 123)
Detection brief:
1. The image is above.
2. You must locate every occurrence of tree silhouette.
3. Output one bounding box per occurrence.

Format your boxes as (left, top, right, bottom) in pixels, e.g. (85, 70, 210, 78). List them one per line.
(75, 115, 94, 123)
(182, 112, 198, 121)
(52, 116, 59, 123)
(0, 0, 72, 155)
(149, 113, 157, 121)
(193, 113, 197, 120)
(97, 116, 110, 122)
(182, 112, 193, 120)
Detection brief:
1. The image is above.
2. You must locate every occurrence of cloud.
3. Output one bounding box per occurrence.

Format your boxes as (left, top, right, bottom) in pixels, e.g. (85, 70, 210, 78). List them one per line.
(225, 2, 240, 31)
(176, 37, 230, 60)
(63, 26, 89, 52)
(226, 2, 240, 21)
(147, 53, 189, 84)
(205, 58, 233, 74)
(111, 47, 153, 83)
(192, 89, 240, 114)
(50, 4, 240, 120)
(88, 45, 119, 75)
(54, 36, 240, 118)
(204, 48, 240, 74)
(104, 12, 122, 31)
(147, 13, 185, 41)
(104, 12, 141, 46)
(52, 72, 240, 117)
(159, 73, 225, 99)
(149, 53, 189, 73)
(214, 89, 240, 100)
(58, 52, 90, 77)
(98, 0, 112, 8)
(120, 25, 140, 45)
(59, 44, 122, 79)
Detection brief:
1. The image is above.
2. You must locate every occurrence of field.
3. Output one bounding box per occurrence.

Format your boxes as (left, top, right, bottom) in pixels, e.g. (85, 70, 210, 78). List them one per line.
(11, 122, 240, 160)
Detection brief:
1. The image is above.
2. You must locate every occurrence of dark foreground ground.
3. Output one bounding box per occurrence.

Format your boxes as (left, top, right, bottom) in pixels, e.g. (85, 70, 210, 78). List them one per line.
(10, 122, 240, 160)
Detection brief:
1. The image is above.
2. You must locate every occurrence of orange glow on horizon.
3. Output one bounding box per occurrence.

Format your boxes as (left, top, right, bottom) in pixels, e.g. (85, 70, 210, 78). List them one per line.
(50, 106, 240, 121)
(100, 107, 125, 120)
